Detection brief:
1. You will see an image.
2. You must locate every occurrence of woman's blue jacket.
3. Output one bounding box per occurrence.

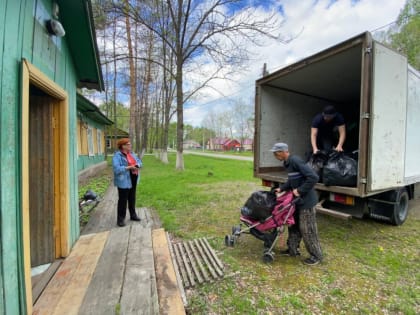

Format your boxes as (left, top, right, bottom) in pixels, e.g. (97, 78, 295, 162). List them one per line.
(112, 150, 143, 189)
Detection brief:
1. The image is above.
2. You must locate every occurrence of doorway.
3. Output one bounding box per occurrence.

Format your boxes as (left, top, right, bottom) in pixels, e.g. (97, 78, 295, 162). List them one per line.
(21, 60, 70, 311)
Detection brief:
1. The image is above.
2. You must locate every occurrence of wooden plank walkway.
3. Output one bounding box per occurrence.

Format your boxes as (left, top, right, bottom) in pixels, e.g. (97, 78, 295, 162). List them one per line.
(33, 183, 184, 315)
(81, 185, 160, 235)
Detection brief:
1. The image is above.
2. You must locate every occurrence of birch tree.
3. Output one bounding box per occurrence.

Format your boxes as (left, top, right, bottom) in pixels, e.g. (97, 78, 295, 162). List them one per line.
(114, 0, 281, 170)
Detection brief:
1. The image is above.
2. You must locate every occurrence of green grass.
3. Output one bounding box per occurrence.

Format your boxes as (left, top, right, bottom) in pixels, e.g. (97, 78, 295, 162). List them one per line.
(137, 153, 419, 314)
(78, 166, 112, 227)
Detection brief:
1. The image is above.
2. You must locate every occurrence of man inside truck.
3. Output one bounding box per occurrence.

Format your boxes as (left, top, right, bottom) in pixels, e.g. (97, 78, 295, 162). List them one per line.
(311, 105, 346, 154)
(270, 142, 323, 266)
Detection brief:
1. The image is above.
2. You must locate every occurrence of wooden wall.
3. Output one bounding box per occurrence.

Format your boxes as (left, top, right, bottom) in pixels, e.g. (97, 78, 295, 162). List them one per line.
(0, 0, 82, 313)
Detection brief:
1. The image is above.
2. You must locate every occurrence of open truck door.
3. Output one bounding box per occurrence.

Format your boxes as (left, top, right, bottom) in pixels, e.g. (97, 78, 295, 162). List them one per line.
(368, 42, 407, 192)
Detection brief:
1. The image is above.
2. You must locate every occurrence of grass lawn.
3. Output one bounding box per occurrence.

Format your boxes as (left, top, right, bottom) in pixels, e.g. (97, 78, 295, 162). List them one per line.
(138, 153, 419, 315)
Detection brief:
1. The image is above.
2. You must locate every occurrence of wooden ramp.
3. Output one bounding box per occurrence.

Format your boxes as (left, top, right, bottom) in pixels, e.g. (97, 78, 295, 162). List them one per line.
(170, 238, 224, 289)
(33, 225, 161, 315)
(33, 232, 109, 315)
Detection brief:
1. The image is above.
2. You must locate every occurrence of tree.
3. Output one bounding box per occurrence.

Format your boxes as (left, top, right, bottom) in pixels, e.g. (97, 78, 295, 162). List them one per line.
(387, 0, 420, 69)
(99, 102, 130, 131)
(232, 98, 253, 147)
(116, 0, 282, 170)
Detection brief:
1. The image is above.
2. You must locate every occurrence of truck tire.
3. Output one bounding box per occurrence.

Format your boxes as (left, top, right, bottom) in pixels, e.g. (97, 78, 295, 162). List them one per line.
(389, 188, 409, 226)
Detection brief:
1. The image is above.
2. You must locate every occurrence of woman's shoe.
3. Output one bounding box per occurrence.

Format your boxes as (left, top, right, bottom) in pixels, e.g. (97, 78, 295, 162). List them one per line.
(130, 215, 141, 221)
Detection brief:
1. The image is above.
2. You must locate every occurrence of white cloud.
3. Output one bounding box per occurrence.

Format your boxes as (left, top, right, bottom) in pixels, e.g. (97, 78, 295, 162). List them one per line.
(184, 0, 406, 126)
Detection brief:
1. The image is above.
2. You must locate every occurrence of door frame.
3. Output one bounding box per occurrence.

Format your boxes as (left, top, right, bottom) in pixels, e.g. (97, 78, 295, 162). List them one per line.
(21, 59, 70, 311)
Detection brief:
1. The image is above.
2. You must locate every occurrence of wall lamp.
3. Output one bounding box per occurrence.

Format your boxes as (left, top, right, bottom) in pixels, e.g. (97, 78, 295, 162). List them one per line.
(46, 2, 65, 37)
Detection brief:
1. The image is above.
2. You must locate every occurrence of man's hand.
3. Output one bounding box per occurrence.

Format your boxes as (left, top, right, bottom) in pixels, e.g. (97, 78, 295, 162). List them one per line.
(292, 189, 300, 197)
(335, 145, 343, 152)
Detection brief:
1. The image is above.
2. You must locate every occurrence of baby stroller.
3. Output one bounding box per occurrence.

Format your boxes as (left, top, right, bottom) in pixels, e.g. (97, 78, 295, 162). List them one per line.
(225, 191, 297, 263)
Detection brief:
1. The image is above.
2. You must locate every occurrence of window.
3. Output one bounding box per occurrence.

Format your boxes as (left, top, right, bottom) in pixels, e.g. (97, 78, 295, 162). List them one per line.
(106, 138, 111, 149)
(97, 129, 103, 155)
(87, 126, 94, 156)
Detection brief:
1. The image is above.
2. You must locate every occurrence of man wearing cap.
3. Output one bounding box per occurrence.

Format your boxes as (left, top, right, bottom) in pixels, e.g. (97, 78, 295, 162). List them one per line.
(271, 142, 323, 265)
(311, 105, 346, 154)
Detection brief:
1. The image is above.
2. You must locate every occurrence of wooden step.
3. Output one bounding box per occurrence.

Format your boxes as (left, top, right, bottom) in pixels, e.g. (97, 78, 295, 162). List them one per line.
(152, 228, 186, 315)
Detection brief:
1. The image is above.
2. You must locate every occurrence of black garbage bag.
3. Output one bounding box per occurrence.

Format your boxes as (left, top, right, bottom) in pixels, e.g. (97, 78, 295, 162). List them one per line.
(241, 191, 277, 221)
(322, 152, 357, 187)
(307, 151, 328, 181)
(83, 189, 97, 201)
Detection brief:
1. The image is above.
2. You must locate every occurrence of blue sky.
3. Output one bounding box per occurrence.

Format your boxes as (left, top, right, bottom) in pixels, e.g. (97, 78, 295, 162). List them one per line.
(88, 0, 407, 127)
(183, 0, 406, 126)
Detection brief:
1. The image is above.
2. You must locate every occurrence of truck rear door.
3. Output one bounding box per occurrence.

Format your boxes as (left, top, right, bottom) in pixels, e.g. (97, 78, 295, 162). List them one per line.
(368, 42, 407, 192)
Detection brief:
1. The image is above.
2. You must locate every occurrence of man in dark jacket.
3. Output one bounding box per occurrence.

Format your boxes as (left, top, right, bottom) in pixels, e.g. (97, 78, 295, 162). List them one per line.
(271, 142, 323, 265)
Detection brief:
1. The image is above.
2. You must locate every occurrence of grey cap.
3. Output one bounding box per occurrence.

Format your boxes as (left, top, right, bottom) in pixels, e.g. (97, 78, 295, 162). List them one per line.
(270, 142, 288, 152)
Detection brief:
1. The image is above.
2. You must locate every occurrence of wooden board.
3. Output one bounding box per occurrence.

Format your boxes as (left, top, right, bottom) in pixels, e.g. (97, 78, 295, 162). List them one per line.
(78, 227, 130, 315)
(33, 232, 109, 315)
(32, 260, 63, 304)
(120, 225, 159, 315)
(152, 229, 186, 315)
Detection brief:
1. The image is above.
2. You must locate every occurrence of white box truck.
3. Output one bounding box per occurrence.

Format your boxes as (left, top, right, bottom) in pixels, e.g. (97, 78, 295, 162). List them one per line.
(254, 32, 420, 225)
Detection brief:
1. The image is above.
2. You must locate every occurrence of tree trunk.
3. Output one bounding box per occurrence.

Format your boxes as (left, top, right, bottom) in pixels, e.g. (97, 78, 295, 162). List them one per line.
(175, 57, 184, 170)
(112, 13, 118, 147)
(124, 0, 137, 146)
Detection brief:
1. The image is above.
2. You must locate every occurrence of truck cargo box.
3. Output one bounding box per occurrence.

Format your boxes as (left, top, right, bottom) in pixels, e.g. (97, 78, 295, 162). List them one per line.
(254, 32, 420, 224)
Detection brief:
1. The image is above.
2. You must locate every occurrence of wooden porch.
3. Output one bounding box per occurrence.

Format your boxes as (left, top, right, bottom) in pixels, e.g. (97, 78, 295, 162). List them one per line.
(33, 186, 185, 315)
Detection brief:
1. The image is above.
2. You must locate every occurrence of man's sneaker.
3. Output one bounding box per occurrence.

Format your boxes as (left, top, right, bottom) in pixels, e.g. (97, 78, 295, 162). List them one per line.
(279, 249, 301, 257)
(303, 256, 321, 266)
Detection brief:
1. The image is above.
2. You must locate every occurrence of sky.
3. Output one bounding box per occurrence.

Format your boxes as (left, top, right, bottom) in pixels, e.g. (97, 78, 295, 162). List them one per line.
(183, 0, 407, 127)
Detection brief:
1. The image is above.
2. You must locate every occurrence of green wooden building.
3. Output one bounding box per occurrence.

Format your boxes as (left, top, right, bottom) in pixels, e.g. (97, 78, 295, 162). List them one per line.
(0, 0, 103, 313)
(77, 93, 112, 179)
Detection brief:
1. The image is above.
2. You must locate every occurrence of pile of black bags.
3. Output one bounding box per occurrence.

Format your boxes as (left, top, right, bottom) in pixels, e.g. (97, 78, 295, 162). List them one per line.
(241, 191, 277, 221)
(307, 151, 357, 187)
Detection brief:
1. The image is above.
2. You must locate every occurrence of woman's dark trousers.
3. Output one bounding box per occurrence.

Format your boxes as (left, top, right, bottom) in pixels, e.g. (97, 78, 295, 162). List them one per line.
(117, 173, 138, 224)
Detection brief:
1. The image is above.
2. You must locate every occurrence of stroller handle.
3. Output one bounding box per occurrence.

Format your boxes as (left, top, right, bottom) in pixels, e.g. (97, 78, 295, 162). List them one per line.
(291, 197, 301, 205)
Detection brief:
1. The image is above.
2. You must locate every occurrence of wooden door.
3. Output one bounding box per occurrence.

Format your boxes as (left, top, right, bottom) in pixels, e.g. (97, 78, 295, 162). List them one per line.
(29, 96, 55, 267)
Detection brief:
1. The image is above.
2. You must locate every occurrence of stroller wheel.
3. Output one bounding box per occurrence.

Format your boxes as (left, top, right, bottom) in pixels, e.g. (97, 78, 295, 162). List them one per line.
(225, 235, 235, 247)
(263, 251, 274, 263)
(232, 225, 241, 235)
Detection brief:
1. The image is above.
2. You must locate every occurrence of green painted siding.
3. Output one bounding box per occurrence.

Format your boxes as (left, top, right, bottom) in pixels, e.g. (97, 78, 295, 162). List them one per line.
(0, 0, 6, 312)
(77, 115, 108, 172)
(0, 1, 33, 313)
(78, 155, 107, 172)
(0, 0, 94, 312)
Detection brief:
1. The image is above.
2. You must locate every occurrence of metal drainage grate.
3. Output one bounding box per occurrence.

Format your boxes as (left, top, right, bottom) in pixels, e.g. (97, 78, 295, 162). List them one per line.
(170, 238, 224, 288)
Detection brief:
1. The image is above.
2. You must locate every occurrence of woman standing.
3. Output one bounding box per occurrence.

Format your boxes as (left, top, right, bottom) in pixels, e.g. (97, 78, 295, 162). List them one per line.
(112, 138, 143, 227)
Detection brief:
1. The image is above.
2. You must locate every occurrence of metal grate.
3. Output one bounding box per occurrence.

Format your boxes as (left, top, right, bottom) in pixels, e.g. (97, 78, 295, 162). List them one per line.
(170, 238, 224, 289)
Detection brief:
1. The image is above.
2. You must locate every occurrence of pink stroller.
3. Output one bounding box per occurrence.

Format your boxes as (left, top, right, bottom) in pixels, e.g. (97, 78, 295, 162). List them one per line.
(225, 191, 297, 262)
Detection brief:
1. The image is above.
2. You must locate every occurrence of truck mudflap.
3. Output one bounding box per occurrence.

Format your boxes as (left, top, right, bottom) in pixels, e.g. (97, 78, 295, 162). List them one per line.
(367, 188, 409, 226)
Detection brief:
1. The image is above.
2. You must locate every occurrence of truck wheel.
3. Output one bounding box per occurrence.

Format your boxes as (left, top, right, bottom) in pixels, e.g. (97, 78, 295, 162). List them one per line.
(390, 188, 409, 226)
